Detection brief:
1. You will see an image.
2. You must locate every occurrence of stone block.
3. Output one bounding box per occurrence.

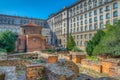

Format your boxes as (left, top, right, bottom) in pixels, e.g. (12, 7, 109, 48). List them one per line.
(47, 55, 58, 63)
(26, 64, 45, 80)
(72, 54, 86, 63)
(81, 59, 102, 73)
(102, 59, 120, 74)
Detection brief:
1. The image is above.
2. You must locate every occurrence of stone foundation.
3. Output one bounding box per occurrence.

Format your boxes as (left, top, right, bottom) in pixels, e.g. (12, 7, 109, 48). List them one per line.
(81, 59, 102, 73)
(102, 59, 120, 74)
(26, 64, 45, 80)
(7, 53, 38, 59)
(0, 60, 31, 70)
(72, 54, 86, 63)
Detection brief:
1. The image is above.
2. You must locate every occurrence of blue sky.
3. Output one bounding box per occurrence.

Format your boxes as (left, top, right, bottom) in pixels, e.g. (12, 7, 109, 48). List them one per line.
(0, 0, 77, 19)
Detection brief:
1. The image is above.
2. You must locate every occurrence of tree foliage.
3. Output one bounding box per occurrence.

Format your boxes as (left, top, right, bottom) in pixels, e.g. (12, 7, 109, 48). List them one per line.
(0, 31, 17, 53)
(66, 34, 76, 50)
(86, 30, 105, 56)
(93, 20, 120, 57)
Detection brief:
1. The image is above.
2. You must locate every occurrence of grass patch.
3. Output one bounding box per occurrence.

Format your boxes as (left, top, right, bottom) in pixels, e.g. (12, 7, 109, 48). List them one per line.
(86, 55, 99, 62)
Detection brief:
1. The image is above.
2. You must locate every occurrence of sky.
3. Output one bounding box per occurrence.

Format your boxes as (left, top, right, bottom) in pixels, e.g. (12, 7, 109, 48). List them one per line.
(0, 0, 77, 19)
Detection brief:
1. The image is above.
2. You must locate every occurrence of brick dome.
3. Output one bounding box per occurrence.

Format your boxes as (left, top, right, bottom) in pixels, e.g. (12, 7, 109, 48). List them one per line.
(22, 22, 39, 27)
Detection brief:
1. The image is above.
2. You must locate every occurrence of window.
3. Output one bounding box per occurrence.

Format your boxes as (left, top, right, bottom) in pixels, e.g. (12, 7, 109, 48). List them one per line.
(113, 3, 118, 9)
(94, 10, 97, 15)
(100, 15, 103, 20)
(89, 18, 92, 23)
(85, 20, 87, 24)
(81, 27, 83, 32)
(106, 13, 110, 19)
(100, 23, 104, 29)
(94, 24, 98, 30)
(85, 14, 87, 18)
(113, 11, 118, 17)
(100, 8, 103, 13)
(80, 15, 83, 19)
(94, 17, 97, 22)
(105, 0, 110, 3)
(33, 38, 37, 42)
(89, 12, 92, 17)
(106, 6, 110, 11)
(85, 26, 88, 31)
(89, 25, 92, 30)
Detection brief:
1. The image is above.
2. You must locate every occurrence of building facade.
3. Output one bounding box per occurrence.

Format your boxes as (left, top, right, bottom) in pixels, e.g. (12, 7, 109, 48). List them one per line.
(0, 14, 52, 45)
(47, 0, 120, 50)
(16, 22, 47, 52)
(0, 14, 47, 34)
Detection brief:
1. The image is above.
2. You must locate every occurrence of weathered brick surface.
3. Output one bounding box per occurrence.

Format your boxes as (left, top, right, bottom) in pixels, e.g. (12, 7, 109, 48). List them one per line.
(26, 64, 45, 80)
(81, 59, 102, 73)
(7, 53, 39, 59)
(47, 55, 58, 63)
(0, 60, 31, 70)
(102, 59, 120, 74)
(72, 54, 86, 63)
(109, 66, 120, 76)
(45, 59, 79, 80)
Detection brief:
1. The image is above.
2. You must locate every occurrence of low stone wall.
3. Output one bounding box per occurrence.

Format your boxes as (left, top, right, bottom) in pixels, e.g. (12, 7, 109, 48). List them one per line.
(72, 54, 86, 63)
(0, 66, 17, 80)
(26, 64, 45, 80)
(26, 59, 79, 80)
(7, 53, 39, 59)
(39, 52, 58, 63)
(0, 60, 31, 70)
(45, 59, 79, 80)
(58, 54, 72, 60)
(81, 59, 102, 73)
(102, 59, 120, 75)
(109, 66, 120, 76)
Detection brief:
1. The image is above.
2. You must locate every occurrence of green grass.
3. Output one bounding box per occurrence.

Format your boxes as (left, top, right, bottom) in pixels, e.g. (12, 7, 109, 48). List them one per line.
(42, 49, 55, 53)
(86, 55, 99, 62)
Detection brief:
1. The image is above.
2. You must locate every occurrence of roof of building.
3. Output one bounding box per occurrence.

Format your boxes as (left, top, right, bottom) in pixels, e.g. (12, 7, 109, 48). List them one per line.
(22, 22, 40, 27)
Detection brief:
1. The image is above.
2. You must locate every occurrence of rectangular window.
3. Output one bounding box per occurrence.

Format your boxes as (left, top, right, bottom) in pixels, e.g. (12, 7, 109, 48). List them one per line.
(106, 13, 110, 19)
(100, 15, 103, 20)
(113, 11, 118, 17)
(113, 3, 118, 9)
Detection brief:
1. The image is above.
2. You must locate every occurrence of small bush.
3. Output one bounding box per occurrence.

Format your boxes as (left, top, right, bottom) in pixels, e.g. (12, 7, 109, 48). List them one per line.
(71, 46, 82, 52)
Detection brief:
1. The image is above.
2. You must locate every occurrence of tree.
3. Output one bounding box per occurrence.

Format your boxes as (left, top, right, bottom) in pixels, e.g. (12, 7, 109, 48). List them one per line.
(86, 30, 105, 56)
(66, 34, 76, 50)
(0, 31, 17, 53)
(93, 20, 120, 57)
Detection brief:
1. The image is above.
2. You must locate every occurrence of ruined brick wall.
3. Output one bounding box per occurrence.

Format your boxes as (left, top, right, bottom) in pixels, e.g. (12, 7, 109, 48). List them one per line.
(72, 54, 86, 63)
(102, 59, 120, 74)
(81, 59, 102, 73)
(0, 60, 31, 70)
(109, 66, 120, 76)
(26, 64, 45, 80)
(7, 53, 38, 59)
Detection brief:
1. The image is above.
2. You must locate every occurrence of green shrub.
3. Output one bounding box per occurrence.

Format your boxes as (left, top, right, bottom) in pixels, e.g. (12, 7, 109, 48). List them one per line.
(86, 30, 105, 56)
(71, 46, 82, 52)
(93, 20, 120, 57)
(0, 31, 17, 53)
(66, 34, 76, 50)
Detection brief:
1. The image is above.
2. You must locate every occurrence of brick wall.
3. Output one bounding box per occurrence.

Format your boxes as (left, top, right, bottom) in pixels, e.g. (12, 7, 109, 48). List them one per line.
(7, 53, 38, 59)
(109, 66, 120, 76)
(81, 59, 102, 73)
(102, 59, 120, 74)
(72, 54, 86, 63)
(0, 60, 31, 70)
(26, 64, 45, 80)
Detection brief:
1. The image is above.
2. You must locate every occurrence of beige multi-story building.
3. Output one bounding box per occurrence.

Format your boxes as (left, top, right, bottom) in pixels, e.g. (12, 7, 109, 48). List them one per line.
(47, 0, 120, 50)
